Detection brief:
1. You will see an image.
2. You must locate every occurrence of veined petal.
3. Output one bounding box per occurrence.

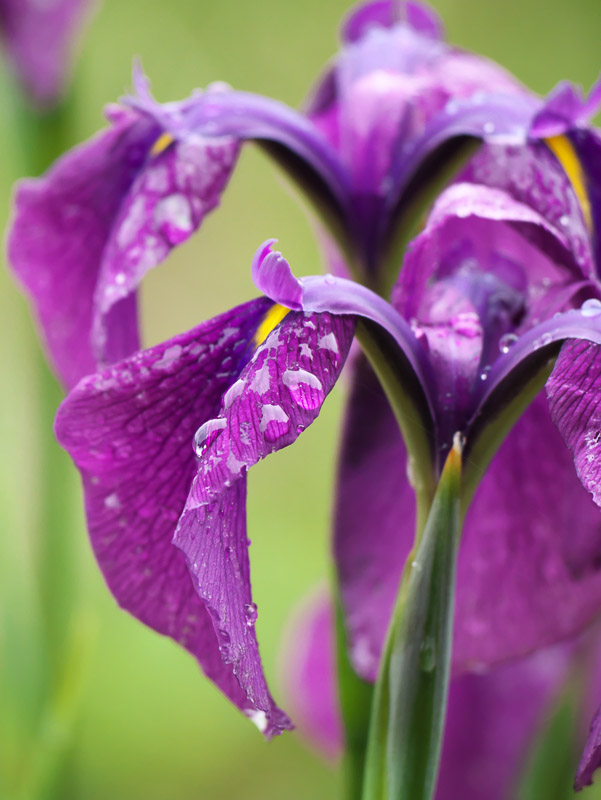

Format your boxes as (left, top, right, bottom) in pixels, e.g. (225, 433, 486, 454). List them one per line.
(94, 130, 239, 364)
(54, 298, 280, 724)
(7, 111, 160, 388)
(172, 309, 355, 737)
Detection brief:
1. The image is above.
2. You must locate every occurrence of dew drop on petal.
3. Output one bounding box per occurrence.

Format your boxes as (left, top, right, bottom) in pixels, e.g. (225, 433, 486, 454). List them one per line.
(260, 404, 290, 442)
(419, 636, 436, 673)
(479, 365, 491, 381)
(581, 298, 601, 317)
(223, 378, 245, 409)
(282, 369, 324, 410)
(154, 193, 193, 244)
(324, 274, 336, 285)
(193, 418, 227, 457)
(499, 332, 518, 354)
(244, 602, 258, 627)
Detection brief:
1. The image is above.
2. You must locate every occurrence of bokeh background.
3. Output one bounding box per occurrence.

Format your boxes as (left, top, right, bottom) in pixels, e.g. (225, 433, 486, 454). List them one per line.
(1, 0, 601, 798)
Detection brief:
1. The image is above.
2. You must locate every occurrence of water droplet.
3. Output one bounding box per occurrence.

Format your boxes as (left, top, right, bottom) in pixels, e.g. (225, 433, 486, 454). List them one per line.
(260, 404, 290, 442)
(324, 274, 336, 286)
(115, 272, 126, 285)
(282, 369, 325, 410)
(154, 193, 193, 245)
(499, 332, 518, 354)
(244, 602, 258, 627)
(223, 379, 245, 409)
(483, 121, 495, 134)
(479, 365, 491, 381)
(581, 298, 601, 317)
(559, 214, 569, 227)
(194, 418, 226, 457)
(419, 636, 436, 673)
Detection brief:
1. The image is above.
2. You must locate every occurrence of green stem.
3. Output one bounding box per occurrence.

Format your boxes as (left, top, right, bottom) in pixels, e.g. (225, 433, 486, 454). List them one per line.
(362, 436, 463, 800)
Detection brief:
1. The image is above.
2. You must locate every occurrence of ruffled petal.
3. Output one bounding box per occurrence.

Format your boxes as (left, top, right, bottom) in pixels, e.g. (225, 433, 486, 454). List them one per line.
(7, 111, 160, 387)
(172, 309, 355, 736)
(54, 298, 277, 724)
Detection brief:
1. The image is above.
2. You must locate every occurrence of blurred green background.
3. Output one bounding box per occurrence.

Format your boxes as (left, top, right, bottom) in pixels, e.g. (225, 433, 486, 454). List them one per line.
(1, 0, 601, 798)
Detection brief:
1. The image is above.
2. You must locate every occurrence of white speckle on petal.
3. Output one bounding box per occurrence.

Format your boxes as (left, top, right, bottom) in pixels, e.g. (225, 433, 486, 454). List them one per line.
(104, 492, 121, 510)
(318, 332, 339, 355)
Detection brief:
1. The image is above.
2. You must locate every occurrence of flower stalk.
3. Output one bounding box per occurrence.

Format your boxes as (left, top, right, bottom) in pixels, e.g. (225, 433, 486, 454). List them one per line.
(362, 434, 463, 800)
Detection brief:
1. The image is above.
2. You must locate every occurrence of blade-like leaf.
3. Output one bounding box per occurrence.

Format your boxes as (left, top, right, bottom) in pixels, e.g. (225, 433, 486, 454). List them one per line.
(362, 435, 462, 800)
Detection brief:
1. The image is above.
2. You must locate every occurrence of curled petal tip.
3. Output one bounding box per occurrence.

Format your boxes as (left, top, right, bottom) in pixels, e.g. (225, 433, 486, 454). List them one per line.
(251, 240, 303, 310)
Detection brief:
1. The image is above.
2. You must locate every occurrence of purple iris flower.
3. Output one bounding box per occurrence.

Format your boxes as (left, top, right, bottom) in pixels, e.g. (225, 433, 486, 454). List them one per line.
(0, 0, 94, 107)
(8, 0, 601, 780)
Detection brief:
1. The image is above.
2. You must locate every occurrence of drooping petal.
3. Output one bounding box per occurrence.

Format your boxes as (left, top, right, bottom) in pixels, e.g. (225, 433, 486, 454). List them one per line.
(172, 309, 355, 737)
(546, 340, 601, 509)
(54, 298, 279, 725)
(94, 130, 239, 364)
(456, 393, 601, 669)
(333, 355, 414, 681)
(334, 359, 601, 679)
(0, 0, 93, 107)
(8, 111, 159, 387)
(576, 704, 601, 790)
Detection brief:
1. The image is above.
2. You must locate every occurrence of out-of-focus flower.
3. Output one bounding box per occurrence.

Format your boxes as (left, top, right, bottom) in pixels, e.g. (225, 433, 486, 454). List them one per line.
(0, 0, 95, 107)
(10, 0, 601, 781)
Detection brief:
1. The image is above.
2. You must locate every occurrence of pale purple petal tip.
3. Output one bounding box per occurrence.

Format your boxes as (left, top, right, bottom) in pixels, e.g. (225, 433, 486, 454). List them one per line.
(341, 0, 444, 44)
(251, 240, 303, 310)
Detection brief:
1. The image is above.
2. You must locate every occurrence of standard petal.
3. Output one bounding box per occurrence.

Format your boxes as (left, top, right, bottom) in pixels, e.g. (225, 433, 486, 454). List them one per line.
(54, 298, 275, 722)
(7, 111, 160, 388)
(530, 75, 601, 138)
(173, 309, 355, 736)
(341, 0, 444, 44)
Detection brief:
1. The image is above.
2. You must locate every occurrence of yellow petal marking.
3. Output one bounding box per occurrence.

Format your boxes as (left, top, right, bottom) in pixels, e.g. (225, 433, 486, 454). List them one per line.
(254, 303, 290, 348)
(150, 132, 175, 157)
(546, 134, 592, 231)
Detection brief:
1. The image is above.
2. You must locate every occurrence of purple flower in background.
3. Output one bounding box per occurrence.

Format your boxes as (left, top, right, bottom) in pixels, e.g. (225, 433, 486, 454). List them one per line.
(9, 0, 601, 782)
(0, 0, 94, 107)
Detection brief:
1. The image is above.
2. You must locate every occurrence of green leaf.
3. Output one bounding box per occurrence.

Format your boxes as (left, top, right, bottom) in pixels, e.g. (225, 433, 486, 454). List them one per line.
(362, 436, 463, 800)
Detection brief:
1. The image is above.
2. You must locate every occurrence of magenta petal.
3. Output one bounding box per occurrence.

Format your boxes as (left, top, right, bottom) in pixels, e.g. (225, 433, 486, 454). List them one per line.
(341, 0, 444, 44)
(334, 356, 414, 681)
(455, 392, 601, 669)
(576, 704, 601, 790)
(546, 340, 601, 509)
(173, 310, 355, 736)
(54, 298, 276, 722)
(7, 111, 159, 388)
(95, 133, 239, 363)
(280, 588, 342, 759)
